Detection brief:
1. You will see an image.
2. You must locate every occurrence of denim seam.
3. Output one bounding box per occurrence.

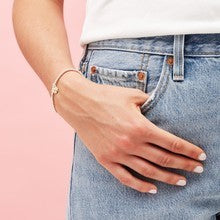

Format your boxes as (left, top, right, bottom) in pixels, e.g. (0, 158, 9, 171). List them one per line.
(94, 65, 147, 77)
(88, 46, 172, 56)
(88, 49, 96, 65)
(140, 53, 145, 70)
(183, 54, 220, 57)
(91, 65, 147, 90)
(87, 46, 220, 56)
(81, 49, 95, 78)
(68, 132, 77, 220)
(141, 55, 171, 114)
(78, 44, 89, 70)
(142, 53, 151, 71)
(141, 53, 150, 93)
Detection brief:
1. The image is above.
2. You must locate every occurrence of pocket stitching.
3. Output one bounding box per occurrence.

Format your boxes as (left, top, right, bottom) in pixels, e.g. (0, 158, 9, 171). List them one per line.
(79, 49, 94, 78)
(88, 65, 148, 91)
(140, 55, 171, 115)
(94, 65, 147, 80)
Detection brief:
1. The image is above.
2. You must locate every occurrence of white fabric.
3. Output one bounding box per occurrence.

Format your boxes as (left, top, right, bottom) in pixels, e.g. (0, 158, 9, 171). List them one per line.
(79, 0, 220, 48)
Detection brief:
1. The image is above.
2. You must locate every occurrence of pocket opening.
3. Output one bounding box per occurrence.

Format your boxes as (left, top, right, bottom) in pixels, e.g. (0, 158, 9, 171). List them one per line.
(79, 49, 94, 78)
(140, 55, 171, 115)
(83, 51, 171, 116)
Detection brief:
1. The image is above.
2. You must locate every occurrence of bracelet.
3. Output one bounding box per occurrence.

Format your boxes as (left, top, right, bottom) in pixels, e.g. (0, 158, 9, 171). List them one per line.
(50, 68, 83, 113)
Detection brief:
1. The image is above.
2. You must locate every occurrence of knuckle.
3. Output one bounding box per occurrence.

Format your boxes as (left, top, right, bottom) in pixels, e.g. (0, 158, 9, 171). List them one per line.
(128, 121, 146, 136)
(144, 128, 154, 140)
(116, 135, 134, 151)
(141, 166, 155, 177)
(181, 160, 190, 170)
(118, 175, 131, 186)
(158, 155, 173, 167)
(164, 175, 176, 184)
(183, 161, 195, 171)
(170, 139, 183, 153)
(96, 153, 108, 164)
(108, 146, 119, 157)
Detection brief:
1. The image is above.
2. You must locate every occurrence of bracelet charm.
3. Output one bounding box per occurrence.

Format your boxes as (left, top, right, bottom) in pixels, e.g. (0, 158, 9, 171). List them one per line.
(51, 83, 59, 94)
(50, 68, 82, 113)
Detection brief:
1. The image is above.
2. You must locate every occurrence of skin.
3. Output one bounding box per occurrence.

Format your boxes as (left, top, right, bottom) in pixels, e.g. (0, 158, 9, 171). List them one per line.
(12, 0, 207, 194)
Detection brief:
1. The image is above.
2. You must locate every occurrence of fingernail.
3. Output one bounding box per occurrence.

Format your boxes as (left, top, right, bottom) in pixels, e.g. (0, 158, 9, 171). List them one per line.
(193, 166, 204, 173)
(148, 189, 157, 194)
(176, 179, 186, 186)
(198, 152, 207, 161)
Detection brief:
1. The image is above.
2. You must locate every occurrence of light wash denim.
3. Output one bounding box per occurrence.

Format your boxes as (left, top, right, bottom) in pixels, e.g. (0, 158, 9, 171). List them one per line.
(67, 34, 220, 220)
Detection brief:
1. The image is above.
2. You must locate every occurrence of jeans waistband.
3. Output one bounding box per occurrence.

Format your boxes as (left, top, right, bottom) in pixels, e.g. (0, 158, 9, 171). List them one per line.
(87, 34, 220, 57)
(86, 33, 220, 82)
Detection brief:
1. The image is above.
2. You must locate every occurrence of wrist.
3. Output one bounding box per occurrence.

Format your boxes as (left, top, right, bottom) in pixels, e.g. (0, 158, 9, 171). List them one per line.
(53, 69, 95, 112)
(57, 70, 89, 93)
(50, 68, 89, 112)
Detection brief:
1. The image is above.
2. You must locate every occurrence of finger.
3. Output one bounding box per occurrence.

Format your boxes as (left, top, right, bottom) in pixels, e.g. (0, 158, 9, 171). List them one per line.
(146, 124, 207, 161)
(121, 154, 187, 186)
(104, 162, 158, 194)
(132, 143, 204, 173)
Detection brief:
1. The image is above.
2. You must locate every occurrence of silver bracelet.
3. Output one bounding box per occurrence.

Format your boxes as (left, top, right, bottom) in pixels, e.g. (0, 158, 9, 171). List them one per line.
(50, 68, 82, 113)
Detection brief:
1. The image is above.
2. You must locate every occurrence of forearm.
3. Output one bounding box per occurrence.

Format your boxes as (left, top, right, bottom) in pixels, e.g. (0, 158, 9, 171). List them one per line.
(12, 0, 81, 94)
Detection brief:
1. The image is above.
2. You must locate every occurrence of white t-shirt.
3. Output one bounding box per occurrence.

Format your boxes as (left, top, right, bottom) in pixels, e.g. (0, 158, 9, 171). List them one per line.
(79, 0, 220, 48)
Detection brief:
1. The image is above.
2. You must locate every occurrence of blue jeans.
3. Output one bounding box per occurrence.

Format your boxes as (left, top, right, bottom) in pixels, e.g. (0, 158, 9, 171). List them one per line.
(67, 34, 220, 220)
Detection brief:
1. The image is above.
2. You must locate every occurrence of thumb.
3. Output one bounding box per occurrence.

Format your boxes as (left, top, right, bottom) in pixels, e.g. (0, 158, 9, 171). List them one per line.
(132, 89, 150, 107)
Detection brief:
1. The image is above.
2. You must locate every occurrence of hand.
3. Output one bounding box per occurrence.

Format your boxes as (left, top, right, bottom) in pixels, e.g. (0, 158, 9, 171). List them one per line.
(54, 72, 207, 194)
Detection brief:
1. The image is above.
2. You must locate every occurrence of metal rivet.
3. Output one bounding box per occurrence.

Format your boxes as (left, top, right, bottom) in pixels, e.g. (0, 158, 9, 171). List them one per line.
(167, 56, 174, 65)
(137, 71, 145, 80)
(90, 66, 96, 74)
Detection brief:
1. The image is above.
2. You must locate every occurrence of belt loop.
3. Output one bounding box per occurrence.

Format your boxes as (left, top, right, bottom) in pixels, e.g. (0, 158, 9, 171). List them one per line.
(173, 34, 185, 81)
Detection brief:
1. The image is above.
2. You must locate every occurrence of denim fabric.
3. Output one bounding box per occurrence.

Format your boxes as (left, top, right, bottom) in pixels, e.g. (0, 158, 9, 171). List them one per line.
(67, 34, 220, 220)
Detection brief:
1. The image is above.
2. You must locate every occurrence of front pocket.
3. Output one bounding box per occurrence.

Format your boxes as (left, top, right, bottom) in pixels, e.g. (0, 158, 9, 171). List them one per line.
(88, 65, 148, 92)
(140, 54, 171, 115)
(85, 49, 172, 116)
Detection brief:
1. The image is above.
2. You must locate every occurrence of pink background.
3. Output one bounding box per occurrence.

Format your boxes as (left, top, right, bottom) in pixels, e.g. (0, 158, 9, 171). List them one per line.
(0, 1, 85, 219)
